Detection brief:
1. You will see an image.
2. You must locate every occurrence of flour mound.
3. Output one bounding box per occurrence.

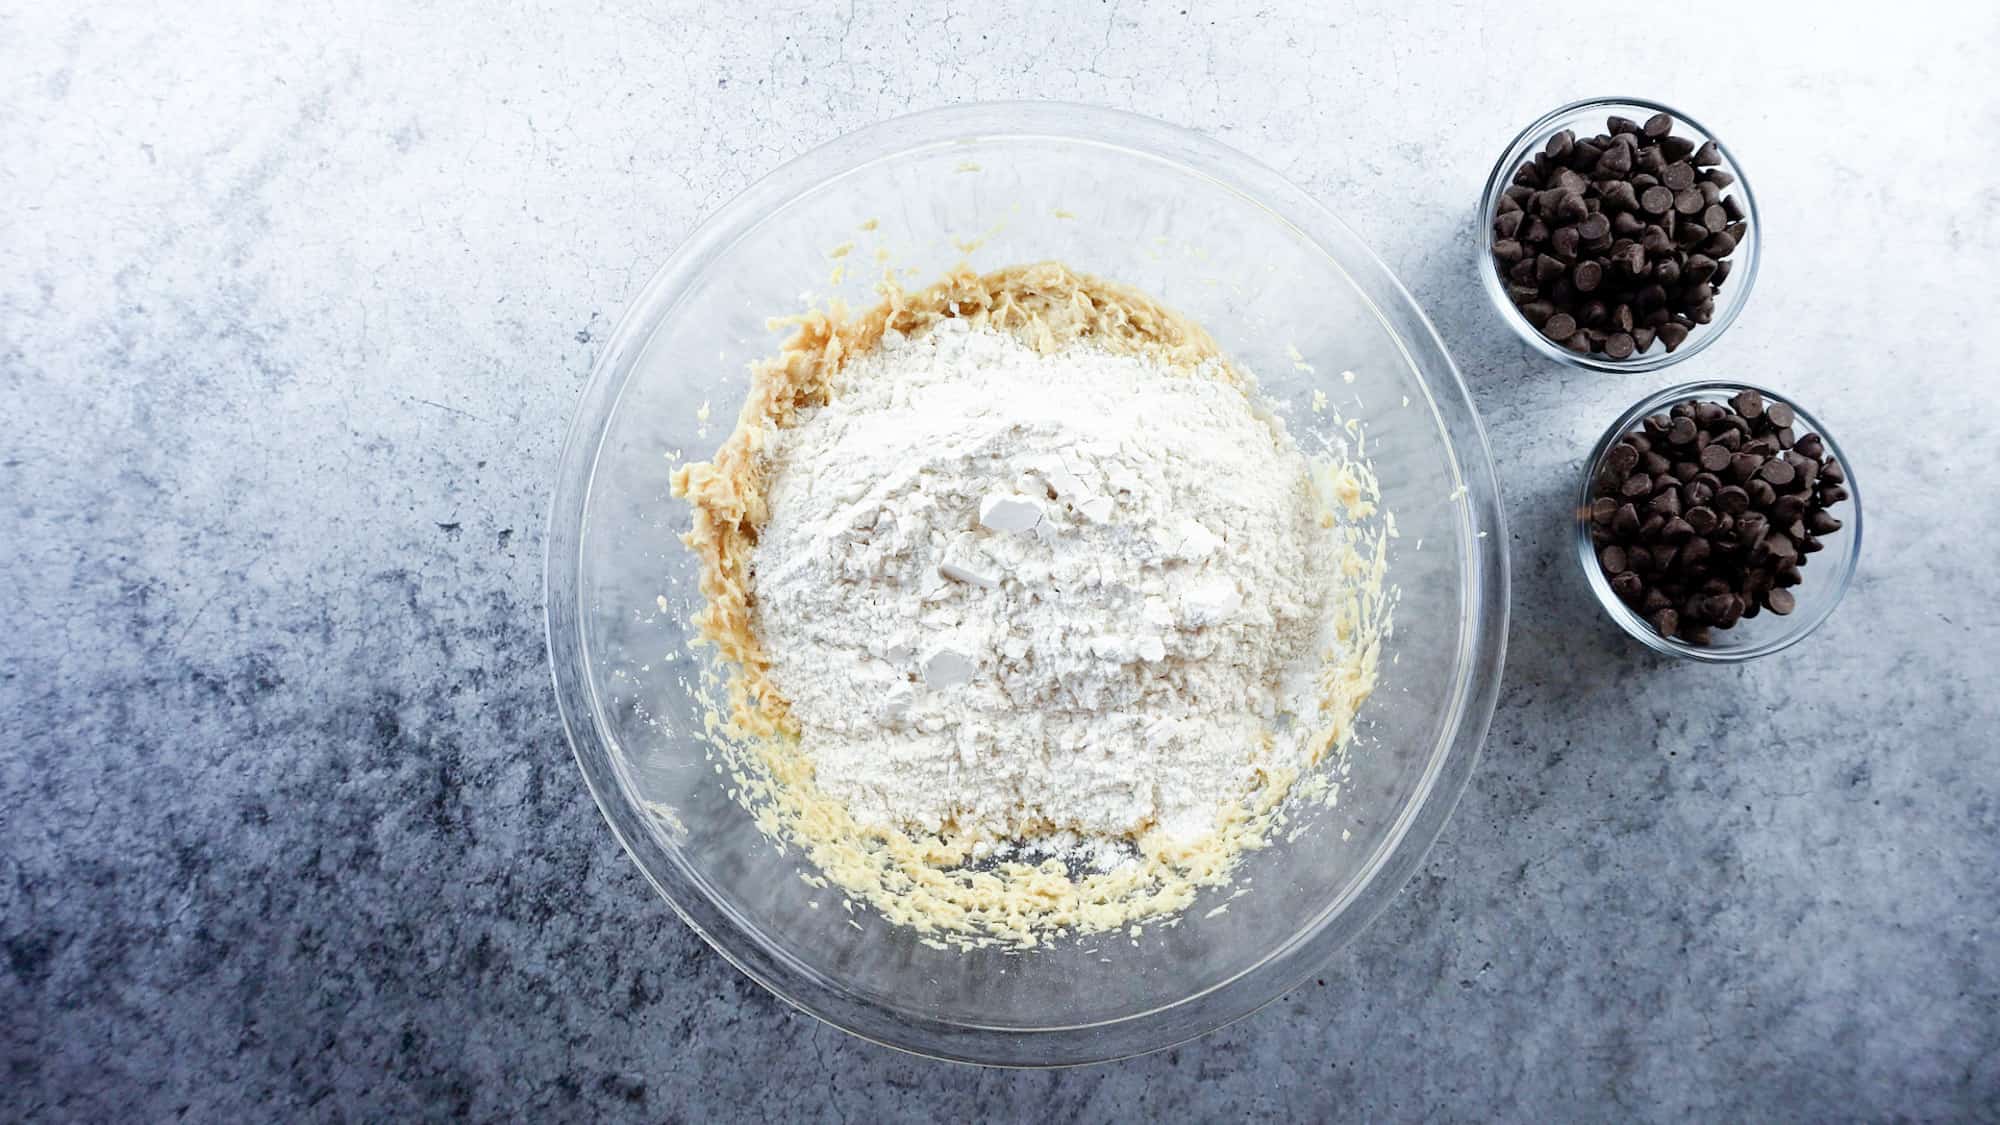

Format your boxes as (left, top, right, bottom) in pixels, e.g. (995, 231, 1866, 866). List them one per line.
(751, 319, 1334, 846)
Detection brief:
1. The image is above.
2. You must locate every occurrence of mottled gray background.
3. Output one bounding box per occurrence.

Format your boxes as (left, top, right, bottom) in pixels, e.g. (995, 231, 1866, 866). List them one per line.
(5, 1, 1997, 1120)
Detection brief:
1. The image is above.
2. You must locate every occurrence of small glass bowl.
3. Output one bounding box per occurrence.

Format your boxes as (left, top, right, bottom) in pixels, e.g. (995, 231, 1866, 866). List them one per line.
(1478, 97, 1760, 373)
(1577, 381, 1861, 663)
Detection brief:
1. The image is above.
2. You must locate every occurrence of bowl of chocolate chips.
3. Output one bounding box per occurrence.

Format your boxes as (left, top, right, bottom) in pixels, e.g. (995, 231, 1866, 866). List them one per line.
(1578, 383, 1859, 661)
(1481, 98, 1758, 371)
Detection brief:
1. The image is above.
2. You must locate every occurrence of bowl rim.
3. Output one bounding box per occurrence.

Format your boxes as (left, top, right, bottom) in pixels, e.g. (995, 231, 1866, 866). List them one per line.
(544, 100, 1511, 1066)
(1574, 380, 1862, 663)
(1476, 95, 1761, 374)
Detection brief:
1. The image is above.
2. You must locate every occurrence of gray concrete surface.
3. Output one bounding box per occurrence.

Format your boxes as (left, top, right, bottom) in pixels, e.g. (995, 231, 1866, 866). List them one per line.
(4, 1, 1996, 1119)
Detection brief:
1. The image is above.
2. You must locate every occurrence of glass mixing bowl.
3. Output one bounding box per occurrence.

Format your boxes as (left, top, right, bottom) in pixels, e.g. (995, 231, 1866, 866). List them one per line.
(546, 103, 1508, 1066)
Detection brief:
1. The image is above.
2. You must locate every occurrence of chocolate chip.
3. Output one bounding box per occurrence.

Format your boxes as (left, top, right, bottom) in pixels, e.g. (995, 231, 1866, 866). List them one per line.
(1640, 185, 1673, 214)
(1543, 311, 1577, 340)
(1663, 162, 1696, 191)
(1766, 587, 1796, 614)
(1757, 458, 1796, 486)
(1657, 322, 1690, 351)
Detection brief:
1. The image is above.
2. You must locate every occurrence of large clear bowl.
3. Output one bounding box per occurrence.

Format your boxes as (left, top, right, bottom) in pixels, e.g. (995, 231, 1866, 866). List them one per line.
(545, 103, 1508, 1066)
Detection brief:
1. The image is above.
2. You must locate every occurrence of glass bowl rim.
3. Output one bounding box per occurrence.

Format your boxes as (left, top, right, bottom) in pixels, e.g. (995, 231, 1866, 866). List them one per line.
(1476, 95, 1762, 374)
(544, 100, 1511, 1066)
(1574, 379, 1862, 663)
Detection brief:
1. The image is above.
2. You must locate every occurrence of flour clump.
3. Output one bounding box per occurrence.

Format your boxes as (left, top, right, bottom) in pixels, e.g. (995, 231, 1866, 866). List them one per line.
(751, 317, 1337, 851)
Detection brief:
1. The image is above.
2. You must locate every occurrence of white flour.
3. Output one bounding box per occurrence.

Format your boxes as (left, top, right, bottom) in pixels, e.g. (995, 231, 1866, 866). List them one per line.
(751, 319, 1339, 851)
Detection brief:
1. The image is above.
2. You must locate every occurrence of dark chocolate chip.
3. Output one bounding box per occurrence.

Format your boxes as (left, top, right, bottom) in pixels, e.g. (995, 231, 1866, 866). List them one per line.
(1757, 458, 1796, 486)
